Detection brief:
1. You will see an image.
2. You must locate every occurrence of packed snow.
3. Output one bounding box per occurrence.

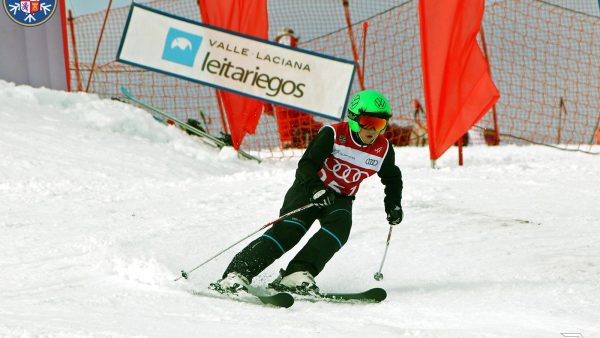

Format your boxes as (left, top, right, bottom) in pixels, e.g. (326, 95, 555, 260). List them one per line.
(1, 80, 598, 337)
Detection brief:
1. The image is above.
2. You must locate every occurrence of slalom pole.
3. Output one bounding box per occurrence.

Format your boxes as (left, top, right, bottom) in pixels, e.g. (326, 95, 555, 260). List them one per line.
(373, 225, 394, 281)
(175, 203, 314, 281)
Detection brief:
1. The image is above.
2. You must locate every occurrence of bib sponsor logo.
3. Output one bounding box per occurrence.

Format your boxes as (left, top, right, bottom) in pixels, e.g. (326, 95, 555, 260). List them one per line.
(365, 158, 379, 166)
(324, 158, 369, 183)
(332, 148, 356, 161)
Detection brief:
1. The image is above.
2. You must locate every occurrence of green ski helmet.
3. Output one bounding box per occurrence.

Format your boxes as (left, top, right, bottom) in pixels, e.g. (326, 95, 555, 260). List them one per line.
(347, 89, 391, 133)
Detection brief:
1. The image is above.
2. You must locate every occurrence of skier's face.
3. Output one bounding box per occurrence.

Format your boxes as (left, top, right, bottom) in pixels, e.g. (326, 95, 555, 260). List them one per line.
(358, 127, 379, 144)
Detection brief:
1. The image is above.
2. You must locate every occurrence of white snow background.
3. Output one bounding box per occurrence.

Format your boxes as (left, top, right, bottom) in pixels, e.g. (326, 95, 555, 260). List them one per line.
(1, 80, 599, 338)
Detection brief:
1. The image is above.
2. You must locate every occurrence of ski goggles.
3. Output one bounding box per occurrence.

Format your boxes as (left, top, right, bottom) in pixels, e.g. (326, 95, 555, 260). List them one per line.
(357, 115, 389, 132)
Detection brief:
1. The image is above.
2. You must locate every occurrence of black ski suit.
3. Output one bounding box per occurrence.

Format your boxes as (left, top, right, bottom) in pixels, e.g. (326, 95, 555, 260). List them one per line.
(223, 125, 403, 281)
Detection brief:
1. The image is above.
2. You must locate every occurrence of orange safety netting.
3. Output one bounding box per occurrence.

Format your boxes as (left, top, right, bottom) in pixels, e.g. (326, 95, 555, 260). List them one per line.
(66, 0, 600, 158)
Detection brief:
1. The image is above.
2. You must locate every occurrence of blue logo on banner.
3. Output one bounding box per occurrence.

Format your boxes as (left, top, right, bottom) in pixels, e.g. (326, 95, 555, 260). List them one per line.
(162, 28, 203, 67)
(3, 0, 57, 27)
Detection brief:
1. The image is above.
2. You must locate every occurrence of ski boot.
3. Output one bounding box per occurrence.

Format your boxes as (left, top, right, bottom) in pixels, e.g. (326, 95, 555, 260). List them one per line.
(209, 272, 249, 294)
(269, 269, 319, 296)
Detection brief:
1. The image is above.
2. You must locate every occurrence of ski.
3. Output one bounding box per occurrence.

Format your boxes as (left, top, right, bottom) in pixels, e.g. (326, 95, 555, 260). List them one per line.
(193, 288, 294, 308)
(120, 86, 261, 163)
(267, 270, 386, 304)
(303, 288, 387, 303)
(251, 291, 295, 308)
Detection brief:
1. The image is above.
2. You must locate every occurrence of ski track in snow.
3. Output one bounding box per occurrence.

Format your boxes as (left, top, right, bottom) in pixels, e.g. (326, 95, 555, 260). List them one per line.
(0, 81, 599, 337)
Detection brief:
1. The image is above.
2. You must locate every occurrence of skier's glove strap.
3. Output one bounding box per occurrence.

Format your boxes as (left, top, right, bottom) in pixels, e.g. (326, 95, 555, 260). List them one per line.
(386, 204, 403, 225)
(310, 187, 335, 208)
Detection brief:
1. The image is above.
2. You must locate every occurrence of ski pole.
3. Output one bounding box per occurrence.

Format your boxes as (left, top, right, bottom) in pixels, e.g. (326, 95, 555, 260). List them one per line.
(373, 224, 394, 281)
(175, 203, 314, 281)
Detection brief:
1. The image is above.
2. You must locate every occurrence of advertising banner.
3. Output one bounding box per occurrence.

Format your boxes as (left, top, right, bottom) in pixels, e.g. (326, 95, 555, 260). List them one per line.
(117, 3, 356, 120)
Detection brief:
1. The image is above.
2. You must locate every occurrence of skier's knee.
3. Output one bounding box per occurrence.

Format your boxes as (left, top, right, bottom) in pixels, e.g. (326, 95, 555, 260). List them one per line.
(263, 219, 307, 253)
(326, 208, 352, 228)
(320, 210, 352, 249)
(319, 226, 350, 250)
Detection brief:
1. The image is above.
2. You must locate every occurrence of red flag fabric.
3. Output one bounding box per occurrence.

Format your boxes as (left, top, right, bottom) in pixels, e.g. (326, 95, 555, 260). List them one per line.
(418, 0, 500, 160)
(198, 0, 268, 149)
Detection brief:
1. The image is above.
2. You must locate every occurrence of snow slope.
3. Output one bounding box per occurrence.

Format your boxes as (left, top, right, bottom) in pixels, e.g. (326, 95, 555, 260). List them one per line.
(1, 81, 599, 337)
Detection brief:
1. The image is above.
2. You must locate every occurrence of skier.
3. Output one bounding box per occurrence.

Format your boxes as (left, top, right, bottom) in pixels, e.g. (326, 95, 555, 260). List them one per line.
(210, 89, 404, 295)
